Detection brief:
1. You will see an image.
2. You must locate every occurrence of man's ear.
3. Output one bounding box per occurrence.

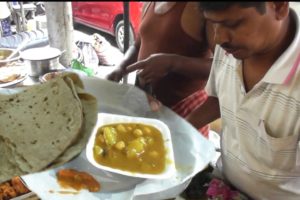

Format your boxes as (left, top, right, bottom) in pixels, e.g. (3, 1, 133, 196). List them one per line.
(272, 2, 289, 20)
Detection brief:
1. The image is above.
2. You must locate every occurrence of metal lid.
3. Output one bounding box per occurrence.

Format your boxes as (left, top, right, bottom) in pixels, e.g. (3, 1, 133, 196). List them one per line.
(21, 47, 61, 61)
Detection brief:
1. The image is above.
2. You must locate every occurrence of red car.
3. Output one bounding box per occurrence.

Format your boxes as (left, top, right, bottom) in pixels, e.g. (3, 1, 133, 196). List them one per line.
(72, 2, 143, 52)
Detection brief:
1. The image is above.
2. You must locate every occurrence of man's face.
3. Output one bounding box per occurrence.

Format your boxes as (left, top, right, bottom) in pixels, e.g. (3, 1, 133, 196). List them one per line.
(204, 3, 281, 59)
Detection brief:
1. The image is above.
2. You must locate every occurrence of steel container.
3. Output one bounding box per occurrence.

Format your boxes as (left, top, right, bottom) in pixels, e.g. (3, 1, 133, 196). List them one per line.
(20, 47, 62, 77)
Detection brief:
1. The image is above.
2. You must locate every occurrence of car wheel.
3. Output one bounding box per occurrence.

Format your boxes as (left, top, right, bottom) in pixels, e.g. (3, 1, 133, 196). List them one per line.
(115, 20, 134, 53)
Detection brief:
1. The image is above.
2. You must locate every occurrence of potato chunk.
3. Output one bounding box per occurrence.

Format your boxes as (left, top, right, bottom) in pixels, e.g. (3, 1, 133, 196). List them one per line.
(127, 138, 145, 157)
(126, 148, 138, 159)
(94, 145, 103, 156)
(103, 127, 117, 146)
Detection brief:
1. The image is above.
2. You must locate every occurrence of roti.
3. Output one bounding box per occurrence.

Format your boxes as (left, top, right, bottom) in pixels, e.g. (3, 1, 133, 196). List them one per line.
(0, 138, 25, 182)
(0, 73, 97, 183)
(48, 74, 98, 168)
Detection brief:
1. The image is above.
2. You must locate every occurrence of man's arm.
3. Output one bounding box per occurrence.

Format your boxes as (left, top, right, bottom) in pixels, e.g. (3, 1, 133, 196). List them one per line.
(125, 53, 212, 85)
(107, 1, 150, 82)
(170, 53, 212, 79)
(186, 96, 220, 129)
(106, 36, 141, 82)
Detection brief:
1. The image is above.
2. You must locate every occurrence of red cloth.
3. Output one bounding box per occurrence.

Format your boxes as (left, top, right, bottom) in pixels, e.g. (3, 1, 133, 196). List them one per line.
(171, 89, 209, 137)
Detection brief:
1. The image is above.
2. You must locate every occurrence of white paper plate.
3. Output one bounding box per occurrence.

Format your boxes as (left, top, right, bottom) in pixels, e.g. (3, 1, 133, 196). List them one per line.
(86, 113, 176, 179)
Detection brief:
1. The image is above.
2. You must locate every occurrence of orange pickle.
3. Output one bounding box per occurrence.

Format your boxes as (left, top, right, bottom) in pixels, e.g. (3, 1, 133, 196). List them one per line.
(56, 169, 100, 192)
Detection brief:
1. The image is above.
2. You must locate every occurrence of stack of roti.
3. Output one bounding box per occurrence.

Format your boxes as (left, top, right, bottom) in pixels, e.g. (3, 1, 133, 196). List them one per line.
(0, 73, 98, 183)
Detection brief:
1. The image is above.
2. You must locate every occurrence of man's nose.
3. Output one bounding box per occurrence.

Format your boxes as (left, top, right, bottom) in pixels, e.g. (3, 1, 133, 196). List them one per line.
(213, 24, 230, 45)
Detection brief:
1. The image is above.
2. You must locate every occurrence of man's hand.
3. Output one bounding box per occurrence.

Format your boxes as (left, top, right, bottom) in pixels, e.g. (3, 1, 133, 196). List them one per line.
(125, 53, 173, 85)
(106, 67, 124, 82)
(106, 44, 140, 82)
(146, 93, 162, 112)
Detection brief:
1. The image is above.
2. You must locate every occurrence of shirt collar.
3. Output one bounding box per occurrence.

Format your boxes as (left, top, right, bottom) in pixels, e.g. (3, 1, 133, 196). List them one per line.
(262, 8, 300, 85)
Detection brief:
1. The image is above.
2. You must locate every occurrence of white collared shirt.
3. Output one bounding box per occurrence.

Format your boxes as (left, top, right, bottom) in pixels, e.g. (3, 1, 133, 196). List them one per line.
(206, 8, 300, 200)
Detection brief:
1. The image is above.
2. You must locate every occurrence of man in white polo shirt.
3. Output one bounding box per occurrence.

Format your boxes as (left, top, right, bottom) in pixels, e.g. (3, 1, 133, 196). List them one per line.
(187, 2, 300, 199)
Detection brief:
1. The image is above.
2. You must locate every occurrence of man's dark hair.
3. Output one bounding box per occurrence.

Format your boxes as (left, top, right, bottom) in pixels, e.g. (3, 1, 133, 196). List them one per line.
(199, 2, 266, 14)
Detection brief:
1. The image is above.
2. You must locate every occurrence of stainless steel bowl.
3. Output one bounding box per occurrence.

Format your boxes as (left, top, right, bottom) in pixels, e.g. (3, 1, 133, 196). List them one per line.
(20, 47, 62, 77)
(23, 57, 60, 77)
(0, 48, 21, 67)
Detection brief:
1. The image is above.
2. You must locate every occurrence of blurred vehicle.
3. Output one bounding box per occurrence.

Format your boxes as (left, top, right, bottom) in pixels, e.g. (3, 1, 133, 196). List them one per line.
(72, 2, 143, 52)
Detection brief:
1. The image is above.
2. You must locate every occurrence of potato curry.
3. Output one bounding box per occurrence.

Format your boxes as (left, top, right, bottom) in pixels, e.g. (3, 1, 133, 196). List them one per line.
(93, 123, 167, 174)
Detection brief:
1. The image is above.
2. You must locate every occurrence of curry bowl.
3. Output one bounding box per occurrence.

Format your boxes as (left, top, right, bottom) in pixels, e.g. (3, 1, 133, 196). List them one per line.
(39, 70, 66, 82)
(86, 113, 176, 179)
(0, 48, 21, 67)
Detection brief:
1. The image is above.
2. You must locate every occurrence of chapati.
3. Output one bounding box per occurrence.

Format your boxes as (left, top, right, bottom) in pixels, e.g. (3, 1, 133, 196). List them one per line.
(48, 74, 98, 168)
(0, 73, 97, 183)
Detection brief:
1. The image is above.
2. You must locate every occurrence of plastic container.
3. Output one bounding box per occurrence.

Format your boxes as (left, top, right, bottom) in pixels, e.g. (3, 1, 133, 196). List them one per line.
(86, 113, 176, 179)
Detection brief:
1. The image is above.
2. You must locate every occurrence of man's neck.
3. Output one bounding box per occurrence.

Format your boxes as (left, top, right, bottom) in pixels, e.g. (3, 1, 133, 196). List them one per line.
(242, 10, 296, 91)
(246, 10, 296, 71)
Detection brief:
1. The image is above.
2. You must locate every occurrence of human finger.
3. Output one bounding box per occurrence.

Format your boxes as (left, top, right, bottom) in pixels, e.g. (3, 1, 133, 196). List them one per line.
(146, 94, 162, 112)
(106, 71, 121, 82)
(137, 71, 153, 85)
(126, 61, 146, 73)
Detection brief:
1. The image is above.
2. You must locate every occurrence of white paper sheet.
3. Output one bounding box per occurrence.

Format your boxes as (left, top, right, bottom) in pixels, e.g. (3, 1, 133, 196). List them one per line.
(2, 74, 216, 200)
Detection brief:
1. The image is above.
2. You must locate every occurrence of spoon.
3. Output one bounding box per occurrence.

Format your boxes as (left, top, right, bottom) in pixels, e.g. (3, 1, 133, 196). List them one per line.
(4, 39, 29, 61)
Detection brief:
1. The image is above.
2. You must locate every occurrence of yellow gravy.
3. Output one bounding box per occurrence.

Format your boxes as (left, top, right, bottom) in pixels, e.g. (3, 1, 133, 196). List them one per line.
(93, 123, 167, 174)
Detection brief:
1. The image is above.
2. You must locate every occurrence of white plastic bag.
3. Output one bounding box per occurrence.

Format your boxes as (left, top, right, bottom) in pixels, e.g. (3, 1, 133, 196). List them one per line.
(82, 42, 99, 73)
(75, 40, 99, 74)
